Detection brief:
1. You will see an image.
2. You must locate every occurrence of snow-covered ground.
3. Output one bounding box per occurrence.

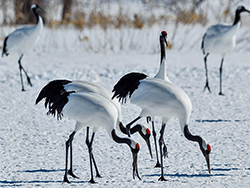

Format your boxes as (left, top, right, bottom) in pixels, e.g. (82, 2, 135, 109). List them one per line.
(1, 25, 250, 187)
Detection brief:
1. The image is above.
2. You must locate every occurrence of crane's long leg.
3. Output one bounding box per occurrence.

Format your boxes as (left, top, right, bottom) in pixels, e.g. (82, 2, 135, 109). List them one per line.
(67, 132, 79, 179)
(219, 57, 224, 96)
(86, 127, 96, 184)
(158, 123, 168, 181)
(18, 54, 32, 90)
(125, 116, 141, 137)
(18, 55, 25, 91)
(151, 120, 161, 168)
(91, 153, 101, 178)
(203, 54, 211, 93)
(63, 131, 76, 183)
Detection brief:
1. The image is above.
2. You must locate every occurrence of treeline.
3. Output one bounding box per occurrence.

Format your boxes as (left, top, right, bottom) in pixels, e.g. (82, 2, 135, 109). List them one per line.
(0, 0, 237, 29)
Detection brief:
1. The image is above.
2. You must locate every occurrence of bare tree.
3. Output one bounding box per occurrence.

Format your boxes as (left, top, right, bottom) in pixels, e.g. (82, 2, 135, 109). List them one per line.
(62, 0, 73, 24)
(1, 0, 8, 24)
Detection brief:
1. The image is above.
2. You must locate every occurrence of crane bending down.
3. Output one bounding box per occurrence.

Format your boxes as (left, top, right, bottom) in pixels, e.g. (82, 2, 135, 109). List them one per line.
(201, 6, 250, 95)
(112, 73, 211, 181)
(36, 79, 144, 183)
(2, 3, 44, 91)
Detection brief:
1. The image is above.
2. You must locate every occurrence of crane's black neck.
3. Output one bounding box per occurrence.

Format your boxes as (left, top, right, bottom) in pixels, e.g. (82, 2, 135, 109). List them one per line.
(119, 122, 141, 135)
(118, 122, 127, 134)
(111, 129, 131, 146)
(184, 125, 202, 147)
(32, 8, 40, 24)
(233, 9, 242, 25)
(160, 37, 166, 64)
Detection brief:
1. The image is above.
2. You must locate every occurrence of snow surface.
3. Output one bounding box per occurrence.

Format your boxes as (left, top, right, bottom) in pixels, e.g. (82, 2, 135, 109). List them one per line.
(1, 26, 250, 188)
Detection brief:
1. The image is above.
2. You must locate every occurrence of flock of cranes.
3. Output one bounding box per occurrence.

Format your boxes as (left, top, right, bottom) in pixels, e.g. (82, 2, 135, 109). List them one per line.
(2, 3, 250, 184)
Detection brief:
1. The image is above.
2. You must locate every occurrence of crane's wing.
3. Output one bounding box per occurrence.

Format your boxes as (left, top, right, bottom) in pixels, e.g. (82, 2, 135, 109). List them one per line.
(5, 26, 34, 52)
(206, 24, 231, 36)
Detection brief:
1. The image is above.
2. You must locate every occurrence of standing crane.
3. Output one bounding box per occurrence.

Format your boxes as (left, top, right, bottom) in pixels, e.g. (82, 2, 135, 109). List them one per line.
(201, 6, 250, 95)
(2, 3, 44, 91)
(149, 30, 170, 168)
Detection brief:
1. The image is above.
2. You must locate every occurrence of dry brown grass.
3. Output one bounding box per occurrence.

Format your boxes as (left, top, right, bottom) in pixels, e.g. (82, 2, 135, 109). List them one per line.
(176, 10, 207, 26)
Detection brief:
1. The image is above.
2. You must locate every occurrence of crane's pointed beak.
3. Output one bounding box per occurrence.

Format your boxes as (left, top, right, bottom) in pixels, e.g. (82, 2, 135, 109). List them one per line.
(243, 7, 250, 13)
(164, 37, 169, 47)
(132, 152, 141, 180)
(145, 138, 153, 159)
(36, 4, 47, 13)
(205, 154, 211, 174)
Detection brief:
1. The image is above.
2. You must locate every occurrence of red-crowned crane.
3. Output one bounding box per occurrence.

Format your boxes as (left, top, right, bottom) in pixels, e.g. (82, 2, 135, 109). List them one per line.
(112, 75, 211, 180)
(148, 31, 170, 168)
(36, 80, 143, 183)
(201, 6, 250, 95)
(2, 3, 44, 91)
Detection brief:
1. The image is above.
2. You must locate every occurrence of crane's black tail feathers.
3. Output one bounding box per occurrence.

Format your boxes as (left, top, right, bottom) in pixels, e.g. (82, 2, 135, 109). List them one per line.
(48, 90, 75, 120)
(112, 72, 147, 104)
(2, 36, 9, 57)
(201, 33, 206, 55)
(35, 79, 73, 119)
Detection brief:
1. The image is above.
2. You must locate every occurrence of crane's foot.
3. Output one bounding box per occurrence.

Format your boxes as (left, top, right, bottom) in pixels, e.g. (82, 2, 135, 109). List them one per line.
(218, 92, 224, 96)
(158, 175, 168, 181)
(96, 173, 102, 178)
(88, 178, 97, 184)
(68, 168, 79, 179)
(203, 82, 211, 93)
(21, 88, 25, 92)
(63, 174, 71, 183)
(154, 162, 161, 168)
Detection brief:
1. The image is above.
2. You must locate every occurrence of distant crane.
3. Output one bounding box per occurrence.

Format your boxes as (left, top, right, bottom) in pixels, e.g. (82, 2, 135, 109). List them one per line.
(36, 80, 142, 183)
(2, 3, 44, 91)
(201, 6, 250, 95)
(112, 76, 211, 180)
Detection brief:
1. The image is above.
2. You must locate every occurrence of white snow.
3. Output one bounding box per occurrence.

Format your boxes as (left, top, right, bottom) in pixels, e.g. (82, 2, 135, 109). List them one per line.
(1, 23, 250, 187)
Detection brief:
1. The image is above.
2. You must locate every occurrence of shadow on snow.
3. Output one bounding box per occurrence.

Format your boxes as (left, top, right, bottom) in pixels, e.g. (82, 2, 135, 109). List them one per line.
(143, 172, 226, 178)
(16, 169, 65, 173)
(0, 169, 89, 186)
(195, 119, 247, 123)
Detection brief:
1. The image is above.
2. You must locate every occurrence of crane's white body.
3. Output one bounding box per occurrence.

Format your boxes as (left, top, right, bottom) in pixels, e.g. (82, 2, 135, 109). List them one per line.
(63, 92, 121, 137)
(130, 78, 192, 133)
(202, 22, 240, 56)
(64, 81, 122, 118)
(4, 15, 43, 56)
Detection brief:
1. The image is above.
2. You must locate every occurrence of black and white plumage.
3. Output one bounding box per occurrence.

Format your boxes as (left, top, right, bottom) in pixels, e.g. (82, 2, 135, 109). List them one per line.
(2, 3, 44, 91)
(36, 79, 152, 154)
(201, 6, 250, 95)
(150, 31, 170, 167)
(36, 79, 143, 183)
(112, 72, 211, 181)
